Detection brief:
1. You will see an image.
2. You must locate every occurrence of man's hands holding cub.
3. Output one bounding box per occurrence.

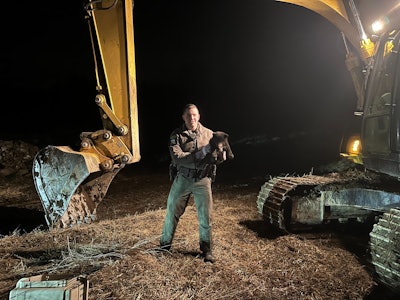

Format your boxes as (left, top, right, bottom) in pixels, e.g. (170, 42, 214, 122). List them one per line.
(194, 144, 211, 161)
(194, 144, 226, 165)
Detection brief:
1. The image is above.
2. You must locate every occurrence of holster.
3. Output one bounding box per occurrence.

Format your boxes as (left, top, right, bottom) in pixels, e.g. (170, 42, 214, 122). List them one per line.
(199, 164, 217, 182)
(169, 163, 177, 181)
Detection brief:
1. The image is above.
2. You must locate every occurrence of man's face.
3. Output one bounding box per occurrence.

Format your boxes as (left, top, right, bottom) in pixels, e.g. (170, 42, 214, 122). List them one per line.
(182, 107, 200, 131)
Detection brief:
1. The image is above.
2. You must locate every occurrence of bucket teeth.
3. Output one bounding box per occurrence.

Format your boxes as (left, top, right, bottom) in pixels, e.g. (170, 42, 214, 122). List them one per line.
(33, 145, 122, 228)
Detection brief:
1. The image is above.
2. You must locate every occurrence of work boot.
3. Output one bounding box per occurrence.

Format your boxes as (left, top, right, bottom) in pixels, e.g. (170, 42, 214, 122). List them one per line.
(159, 243, 171, 251)
(204, 251, 216, 263)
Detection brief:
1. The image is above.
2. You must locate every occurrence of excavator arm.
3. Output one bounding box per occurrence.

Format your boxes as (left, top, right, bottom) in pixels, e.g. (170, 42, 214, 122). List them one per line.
(276, 0, 375, 116)
(277, 0, 360, 55)
(32, 0, 140, 228)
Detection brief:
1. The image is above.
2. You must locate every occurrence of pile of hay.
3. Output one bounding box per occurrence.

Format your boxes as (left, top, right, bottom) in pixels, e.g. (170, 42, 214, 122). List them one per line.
(0, 182, 375, 299)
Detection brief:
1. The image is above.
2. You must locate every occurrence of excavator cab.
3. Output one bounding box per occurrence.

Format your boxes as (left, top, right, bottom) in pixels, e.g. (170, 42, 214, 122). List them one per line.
(32, 0, 140, 228)
(361, 28, 400, 177)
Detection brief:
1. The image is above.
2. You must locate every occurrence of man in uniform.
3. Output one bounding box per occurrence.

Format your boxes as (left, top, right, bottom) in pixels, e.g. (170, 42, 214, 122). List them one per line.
(159, 103, 229, 263)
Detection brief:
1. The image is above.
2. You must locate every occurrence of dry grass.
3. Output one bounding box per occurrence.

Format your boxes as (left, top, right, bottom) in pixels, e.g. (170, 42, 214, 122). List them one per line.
(0, 168, 376, 299)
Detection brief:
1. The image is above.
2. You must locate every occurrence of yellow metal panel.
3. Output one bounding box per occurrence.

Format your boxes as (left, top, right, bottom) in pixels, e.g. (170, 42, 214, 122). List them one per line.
(276, 0, 361, 56)
(91, 0, 140, 163)
(125, 0, 141, 163)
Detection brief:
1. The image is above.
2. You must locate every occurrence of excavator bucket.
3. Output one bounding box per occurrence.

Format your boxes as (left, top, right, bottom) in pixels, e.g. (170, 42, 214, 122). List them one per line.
(32, 145, 123, 228)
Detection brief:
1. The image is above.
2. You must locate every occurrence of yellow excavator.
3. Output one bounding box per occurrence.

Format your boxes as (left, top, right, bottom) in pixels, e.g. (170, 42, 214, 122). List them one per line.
(257, 0, 400, 293)
(32, 0, 140, 228)
(31, 0, 400, 293)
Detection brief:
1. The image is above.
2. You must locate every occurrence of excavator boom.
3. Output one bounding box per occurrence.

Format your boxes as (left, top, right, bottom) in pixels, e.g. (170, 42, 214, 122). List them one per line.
(277, 0, 360, 55)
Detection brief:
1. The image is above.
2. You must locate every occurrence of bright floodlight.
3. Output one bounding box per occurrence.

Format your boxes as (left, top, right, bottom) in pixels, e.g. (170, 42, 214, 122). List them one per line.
(372, 20, 384, 34)
(372, 16, 390, 34)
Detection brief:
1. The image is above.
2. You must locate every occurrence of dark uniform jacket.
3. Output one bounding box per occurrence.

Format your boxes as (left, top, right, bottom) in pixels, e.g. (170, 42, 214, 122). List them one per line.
(169, 122, 213, 172)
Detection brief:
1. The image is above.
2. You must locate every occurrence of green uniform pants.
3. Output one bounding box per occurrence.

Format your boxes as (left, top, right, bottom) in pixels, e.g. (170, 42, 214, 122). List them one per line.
(160, 173, 213, 253)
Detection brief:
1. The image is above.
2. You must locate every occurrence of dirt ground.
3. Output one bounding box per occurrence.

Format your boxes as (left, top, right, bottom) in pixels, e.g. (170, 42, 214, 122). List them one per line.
(0, 141, 398, 299)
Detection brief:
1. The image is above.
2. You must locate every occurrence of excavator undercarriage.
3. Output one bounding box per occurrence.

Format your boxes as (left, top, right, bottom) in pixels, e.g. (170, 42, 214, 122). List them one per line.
(257, 167, 400, 292)
(256, 170, 400, 231)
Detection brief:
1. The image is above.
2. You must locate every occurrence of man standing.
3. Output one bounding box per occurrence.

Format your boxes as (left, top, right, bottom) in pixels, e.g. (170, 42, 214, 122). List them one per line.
(159, 103, 229, 263)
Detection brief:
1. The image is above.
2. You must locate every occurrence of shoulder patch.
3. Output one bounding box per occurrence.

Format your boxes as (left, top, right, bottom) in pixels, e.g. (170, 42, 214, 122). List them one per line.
(170, 134, 178, 146)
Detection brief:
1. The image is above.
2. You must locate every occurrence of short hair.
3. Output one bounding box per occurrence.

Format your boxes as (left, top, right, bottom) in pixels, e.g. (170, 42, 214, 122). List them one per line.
(182, 103, 199, 114)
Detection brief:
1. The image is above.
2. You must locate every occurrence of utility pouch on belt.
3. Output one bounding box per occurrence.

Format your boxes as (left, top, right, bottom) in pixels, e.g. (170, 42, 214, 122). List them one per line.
(201, 164, 217, 182)
(169, 163, 177, 181)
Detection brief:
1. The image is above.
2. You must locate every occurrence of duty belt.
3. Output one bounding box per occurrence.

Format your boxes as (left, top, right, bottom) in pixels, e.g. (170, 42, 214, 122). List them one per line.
(179, 166, 204, 179)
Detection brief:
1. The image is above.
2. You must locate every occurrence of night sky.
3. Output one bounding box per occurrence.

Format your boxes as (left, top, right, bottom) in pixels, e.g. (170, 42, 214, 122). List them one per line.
(2, 0, 389, 178)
